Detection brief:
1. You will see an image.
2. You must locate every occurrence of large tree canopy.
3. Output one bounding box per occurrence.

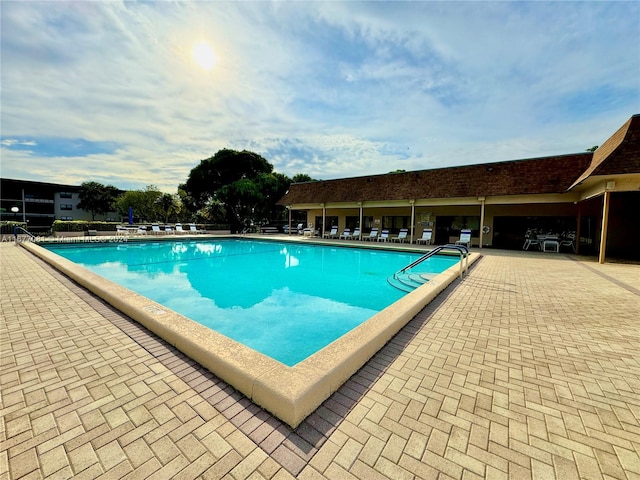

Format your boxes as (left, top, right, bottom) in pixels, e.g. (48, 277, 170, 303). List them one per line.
(181, 149, 292, 230)
(181, 149, 273, 208)
(76, 181, 120, 220)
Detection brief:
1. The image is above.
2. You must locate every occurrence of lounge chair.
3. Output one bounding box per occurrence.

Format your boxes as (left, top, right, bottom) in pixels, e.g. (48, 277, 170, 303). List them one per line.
(392, 228, 409, 243)
(151, 224, 163, 235)
(455, 229, 472, 248)
(164, 225, 174, 235)
(416, 229, 432, 245)
(188, 224, 205, 234)
(352, 227, 361, 240)
(363, 228, 379, 241)
(378, 229, 390, 242)
(135, 226, 147, 235)
(339, 228, 351, 239)
(116, 226, 128, 236)
(324, 226, 339, 238)
(296, 223, 304, 235)
(175, 223, 187, 234)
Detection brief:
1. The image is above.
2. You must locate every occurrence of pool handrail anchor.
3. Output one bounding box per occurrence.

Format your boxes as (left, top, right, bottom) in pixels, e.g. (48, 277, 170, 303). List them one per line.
(393, 244, 469, 282)
(13, 225, 35, 243)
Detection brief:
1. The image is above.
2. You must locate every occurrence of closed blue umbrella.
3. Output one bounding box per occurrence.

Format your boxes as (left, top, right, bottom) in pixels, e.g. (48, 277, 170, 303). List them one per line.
(128, 206, 133, 225)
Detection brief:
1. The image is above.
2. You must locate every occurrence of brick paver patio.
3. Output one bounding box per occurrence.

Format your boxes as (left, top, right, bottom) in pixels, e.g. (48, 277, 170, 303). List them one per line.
(1, 241, 639, 479)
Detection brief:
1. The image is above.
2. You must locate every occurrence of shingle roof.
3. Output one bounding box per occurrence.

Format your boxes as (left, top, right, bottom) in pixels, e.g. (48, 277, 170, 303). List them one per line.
(279, 114, 640, 206)
(569, 114, 640, 189)
(279, 153, 593, 205)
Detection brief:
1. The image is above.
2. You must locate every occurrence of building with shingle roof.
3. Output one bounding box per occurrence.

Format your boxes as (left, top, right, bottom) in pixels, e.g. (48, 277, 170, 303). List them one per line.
(279, 115, 640, 262)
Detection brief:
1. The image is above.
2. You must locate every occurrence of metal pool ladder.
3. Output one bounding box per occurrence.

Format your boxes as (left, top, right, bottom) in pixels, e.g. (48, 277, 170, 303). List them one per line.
(387, 244, 470, 292)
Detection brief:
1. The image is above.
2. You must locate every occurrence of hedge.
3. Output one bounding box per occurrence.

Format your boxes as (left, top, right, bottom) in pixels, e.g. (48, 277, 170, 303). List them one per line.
(0, 221, 27, 235)
(51, 220, 121, 232)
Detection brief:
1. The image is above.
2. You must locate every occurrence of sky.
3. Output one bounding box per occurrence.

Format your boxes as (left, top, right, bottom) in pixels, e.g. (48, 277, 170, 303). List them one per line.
(1, 1, 639, 192)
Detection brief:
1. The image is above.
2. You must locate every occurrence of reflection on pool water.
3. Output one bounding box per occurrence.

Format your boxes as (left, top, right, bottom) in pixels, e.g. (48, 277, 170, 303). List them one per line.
(45, 239, 458, 366)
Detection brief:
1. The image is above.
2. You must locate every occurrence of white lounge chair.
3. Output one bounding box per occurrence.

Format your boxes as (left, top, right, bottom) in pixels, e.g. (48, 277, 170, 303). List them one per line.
(456, 229, 472, 248)
(416, 229, 432, 245)
(324, 226, 339, 238)
(116, 226, 128, 236)
(136, 226, 147, 235)
(296, 223, 304, 235)
(339, 228, 351, 239)
(188, 224, 205, 234)
(363, 228, 379, 241)
(175, 223, 187, 234)
(351, 228, 361, 240)
(151, 224, 163, 235)
(392, 228, 409, 243)
(164, 225, 174, 235)
(378, 229, 390, 242)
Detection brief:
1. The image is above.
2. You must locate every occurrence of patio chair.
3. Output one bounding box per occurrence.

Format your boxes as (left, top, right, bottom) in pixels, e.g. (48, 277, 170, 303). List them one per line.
(164, 225, 174, 235)
(378, 229, 390, 242)
(339, 228, 351, 239)
(116, 226, 128, 236)
(151, 224, 163, 235)
(455, 229, 472, 248)
(522, 229, 540, 250)
(351, 227, 361, 239)
(416, 229, 432, 245)
(392, 228, 409, 243)
(175, 223, 187, 234)
(363, 228, 379, 241)
(188, 224, 206, 234)
(296, 223, 304, 234)
(135, 226, 147, 235)
(324, 226, 339, 238)
(560, 232, 576, 252)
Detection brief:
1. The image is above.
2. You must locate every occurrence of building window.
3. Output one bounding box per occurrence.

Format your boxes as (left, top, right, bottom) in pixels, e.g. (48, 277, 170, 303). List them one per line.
(59, 192, 73, 199)
(60, 204, 73, 210)
(60, 216, 73, 220)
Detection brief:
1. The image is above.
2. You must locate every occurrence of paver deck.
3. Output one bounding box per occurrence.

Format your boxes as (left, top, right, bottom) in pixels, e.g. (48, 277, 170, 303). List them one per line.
(1, 240, 639, 479)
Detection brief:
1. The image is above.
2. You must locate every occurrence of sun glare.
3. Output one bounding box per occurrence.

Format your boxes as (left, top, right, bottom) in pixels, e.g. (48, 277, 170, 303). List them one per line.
(192, 41, 217, 70)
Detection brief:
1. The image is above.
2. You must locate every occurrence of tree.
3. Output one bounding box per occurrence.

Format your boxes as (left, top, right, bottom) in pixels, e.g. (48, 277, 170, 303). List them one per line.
(114, 185, 162, 223)
(291, 173, 318, 183)
(156, 193, 181, 223)
(77, 181, 119, 220)
(181, 149, 275, 231)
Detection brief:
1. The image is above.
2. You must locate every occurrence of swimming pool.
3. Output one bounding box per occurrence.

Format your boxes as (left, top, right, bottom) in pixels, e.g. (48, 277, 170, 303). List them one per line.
(25, 236, 478, 427)
(44, 239, 458, 366)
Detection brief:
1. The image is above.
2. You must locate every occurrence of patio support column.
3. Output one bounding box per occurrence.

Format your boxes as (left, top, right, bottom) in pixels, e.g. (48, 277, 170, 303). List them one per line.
(409, 199, 415, 244)
(478, 196, 485, 249)
(358, 202, 363, 240)
(322, 204, 326, 238)
(287, 205, 292, 236)
(575, 203, 581, 255)
(599, 191, 611, 264)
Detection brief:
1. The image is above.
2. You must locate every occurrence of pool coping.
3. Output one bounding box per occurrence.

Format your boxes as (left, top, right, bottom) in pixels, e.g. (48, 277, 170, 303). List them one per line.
(20, 238, 480, 427)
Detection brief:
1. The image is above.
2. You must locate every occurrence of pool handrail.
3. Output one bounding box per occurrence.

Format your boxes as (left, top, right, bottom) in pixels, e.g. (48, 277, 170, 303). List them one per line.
(13, 226, 35, 242)
(394, 244, 469, 280)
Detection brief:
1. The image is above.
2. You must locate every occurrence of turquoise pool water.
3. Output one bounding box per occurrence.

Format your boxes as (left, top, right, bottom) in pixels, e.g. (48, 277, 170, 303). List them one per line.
(45, 239, 458, 365)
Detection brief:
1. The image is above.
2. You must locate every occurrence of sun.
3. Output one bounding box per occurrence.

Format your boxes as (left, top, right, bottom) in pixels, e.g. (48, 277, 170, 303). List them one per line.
(192, 41, 217, 70)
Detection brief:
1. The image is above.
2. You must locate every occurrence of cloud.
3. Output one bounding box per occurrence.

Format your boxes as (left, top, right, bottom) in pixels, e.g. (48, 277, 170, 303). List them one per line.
(1, 1, 638, 191)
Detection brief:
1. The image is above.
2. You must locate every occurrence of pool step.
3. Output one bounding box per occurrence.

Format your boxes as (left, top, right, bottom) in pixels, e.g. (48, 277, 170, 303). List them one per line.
(387, 272, 437, 292)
